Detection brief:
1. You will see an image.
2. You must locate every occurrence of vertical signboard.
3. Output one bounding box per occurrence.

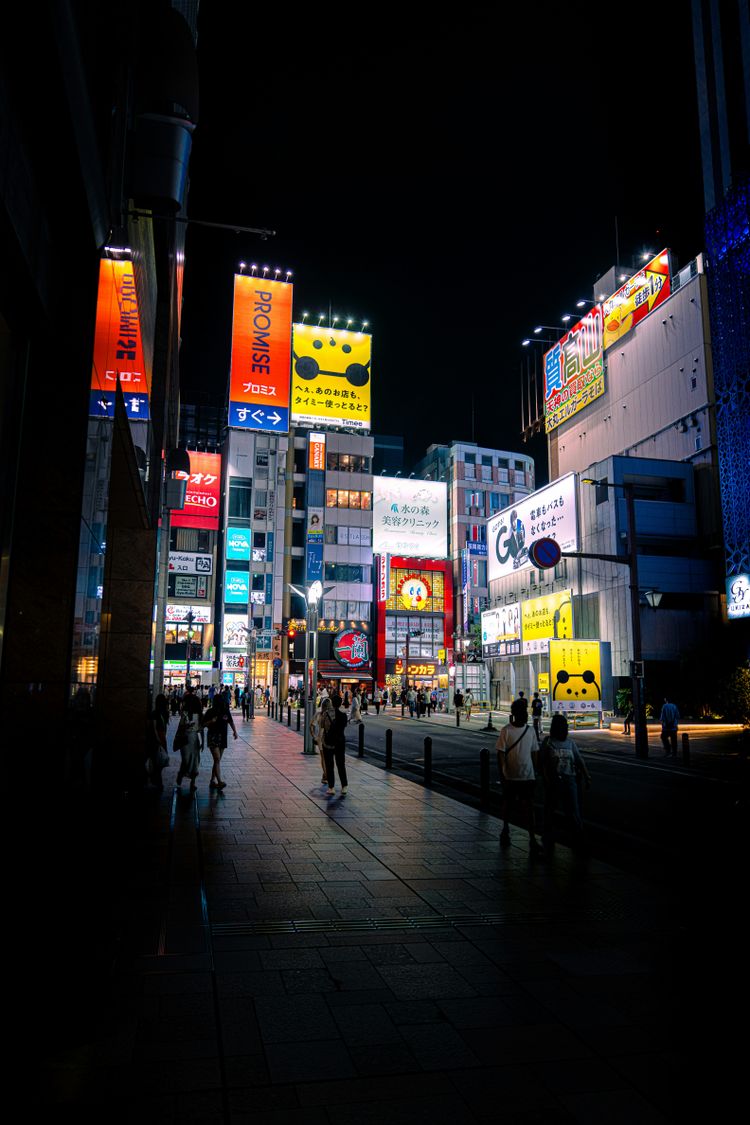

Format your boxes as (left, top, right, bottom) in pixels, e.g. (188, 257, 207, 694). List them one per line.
(308, 432, 327, 470)
(171, 451, 222, 531)
(543, 306, 604, 433)
(602, 249, 671, 350)
(229, 275, 293, 432)
(90, 258, 150, 419)
(521, 589, 574, 654)
(549, 640, 602, 711)
(291, 324, 372, 431)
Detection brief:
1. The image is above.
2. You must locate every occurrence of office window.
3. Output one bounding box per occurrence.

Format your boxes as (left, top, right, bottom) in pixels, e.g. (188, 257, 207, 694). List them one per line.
(229, 478, 253, 519)
(253, 532, 265, 547)
(349, 490, 361, 510)
(326, 489, 337, 507)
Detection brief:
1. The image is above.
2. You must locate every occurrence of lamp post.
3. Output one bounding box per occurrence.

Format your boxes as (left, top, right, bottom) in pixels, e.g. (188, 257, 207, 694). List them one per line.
(401, 628, 424, 695)
(185, 609, 195, 688)
(246, 626, 257, 719)
(289, 580, 334, 754)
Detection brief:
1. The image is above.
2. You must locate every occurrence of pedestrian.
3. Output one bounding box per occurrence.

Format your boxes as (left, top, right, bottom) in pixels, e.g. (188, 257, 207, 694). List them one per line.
(350, 689, 362, 724)
(531, 692, 544, 740)
(202, 691, 238, 790)
(311, 695, 334, 783)
(623, 704, 634, 735)
(407, 686, 417, 718)
(454, 687, 464, 714)
(241, 686, 249, 720)
(536, 712, 591, 852)
(391, 688, 398, 707)
(147, 693, 170, 790)
(374, 689, 380, 716)
(660, 696, 680, 757)
(361, 690, 368, 715)
(495, 697, 543, 856)
(234, 685, 240, 709)
(464, 688, 474, 722)
(175, 686, 203, 790)
(321, 692, 349, 796)
(382, 688, 388, 711)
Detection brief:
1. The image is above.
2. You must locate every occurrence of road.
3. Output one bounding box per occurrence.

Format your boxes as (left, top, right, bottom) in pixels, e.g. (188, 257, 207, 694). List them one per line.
(330, 709, 748, 882)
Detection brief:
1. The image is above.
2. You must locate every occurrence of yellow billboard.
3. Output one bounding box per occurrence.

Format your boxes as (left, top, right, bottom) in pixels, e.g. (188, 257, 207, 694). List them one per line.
(549, 640, 602, 712)
(521, 589, 573, 655)
(291, 324, 371, 431)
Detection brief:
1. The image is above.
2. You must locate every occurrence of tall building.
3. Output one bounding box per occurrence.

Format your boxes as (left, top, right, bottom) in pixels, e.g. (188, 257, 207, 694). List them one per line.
(412, 441, 535, 694)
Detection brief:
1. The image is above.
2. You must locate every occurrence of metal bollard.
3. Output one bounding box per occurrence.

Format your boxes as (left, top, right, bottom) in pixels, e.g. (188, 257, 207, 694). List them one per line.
(424, 736, 432, 786)
(480, 747, 490, 807)
(401, 703, 405, 717)
(297, 708, 301, 732)
(385, 728, 393, 769)
(267, 700, 271, 716)
(682, 731, 690, 766)
(288, 704, 291, 726)
(358, 724, 365, 757)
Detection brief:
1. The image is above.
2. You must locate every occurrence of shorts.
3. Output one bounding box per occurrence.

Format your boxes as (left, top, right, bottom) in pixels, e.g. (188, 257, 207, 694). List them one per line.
(502, 779, 536, 800)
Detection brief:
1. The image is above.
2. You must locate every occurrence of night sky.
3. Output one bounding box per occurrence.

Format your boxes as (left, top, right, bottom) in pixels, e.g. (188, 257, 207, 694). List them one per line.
(180, 4, 705, 479)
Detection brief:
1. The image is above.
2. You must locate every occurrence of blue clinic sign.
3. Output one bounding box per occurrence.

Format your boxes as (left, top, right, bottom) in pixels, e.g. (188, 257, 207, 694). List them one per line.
(226, 526, 251, 560)
(225, 570, 250, 604)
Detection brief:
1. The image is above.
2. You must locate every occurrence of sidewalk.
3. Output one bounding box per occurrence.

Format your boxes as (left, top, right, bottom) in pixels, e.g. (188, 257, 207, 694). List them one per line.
(39, 712, 739, 1122)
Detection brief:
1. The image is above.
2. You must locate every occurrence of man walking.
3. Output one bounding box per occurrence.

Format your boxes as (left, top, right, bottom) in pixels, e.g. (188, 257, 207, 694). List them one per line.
(660, 696, 680, 757)
(531, 692, 543, 741)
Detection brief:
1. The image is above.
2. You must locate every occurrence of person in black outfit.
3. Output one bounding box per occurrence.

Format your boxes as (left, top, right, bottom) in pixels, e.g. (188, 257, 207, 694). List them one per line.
(322, 692, 349, 796)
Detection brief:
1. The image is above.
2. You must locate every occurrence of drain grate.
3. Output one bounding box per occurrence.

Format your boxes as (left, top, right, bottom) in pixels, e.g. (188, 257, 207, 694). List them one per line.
(211, 906, 631, 937)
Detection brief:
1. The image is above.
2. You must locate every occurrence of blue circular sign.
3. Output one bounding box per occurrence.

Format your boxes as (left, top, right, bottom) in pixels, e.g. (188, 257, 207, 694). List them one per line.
(530, 537, 562, 569)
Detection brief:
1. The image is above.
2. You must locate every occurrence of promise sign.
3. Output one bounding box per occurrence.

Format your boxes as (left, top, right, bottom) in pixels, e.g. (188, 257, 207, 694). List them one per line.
(229, 276, 293, 432)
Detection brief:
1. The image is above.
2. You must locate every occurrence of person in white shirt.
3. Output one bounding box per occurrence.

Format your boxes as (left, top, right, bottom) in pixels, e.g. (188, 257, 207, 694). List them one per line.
(495, 698, 543, 856)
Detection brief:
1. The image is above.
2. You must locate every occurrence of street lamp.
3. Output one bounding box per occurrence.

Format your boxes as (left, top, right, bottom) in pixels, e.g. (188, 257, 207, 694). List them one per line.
(185, 609, 195, 688)
(289, 580, 335, 754)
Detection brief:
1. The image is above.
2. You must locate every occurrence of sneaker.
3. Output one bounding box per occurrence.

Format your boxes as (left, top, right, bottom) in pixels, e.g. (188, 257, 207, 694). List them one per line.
(341, 787, 348, 796)
(326, 787, 335, 796)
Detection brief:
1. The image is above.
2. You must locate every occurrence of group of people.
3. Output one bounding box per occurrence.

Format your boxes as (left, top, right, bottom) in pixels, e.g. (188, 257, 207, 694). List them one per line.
(495, 693, 591, 857)
(309, 688, 349, 796)
(147, 684, 238, 792)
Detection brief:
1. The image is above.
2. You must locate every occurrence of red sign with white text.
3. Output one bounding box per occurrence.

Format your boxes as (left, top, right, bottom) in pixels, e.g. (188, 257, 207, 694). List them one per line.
(171, 451, 222, 531)
(90, 258, 150, 419)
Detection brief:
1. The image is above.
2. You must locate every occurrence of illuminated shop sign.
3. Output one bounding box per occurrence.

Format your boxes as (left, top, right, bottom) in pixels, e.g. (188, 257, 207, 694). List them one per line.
(481, 603, 521, 657)
(308, 432, 326, 470)
(229, 276, 293, 432)
(373, 477, 448, 558)
(487, 475, 578, 583)
(90, 257, 150, 419)
(226, 527, 251, 560)
(543, 306, 605, 433)
(168, 551, 213, 575)
(165, 604, 212, 624)
(291, 324, 372, 431)
(334, 629, 371, 669)
(727, 574, 750, 620)
(394, 660, 437, 677)
(225, 571, 250, 604)
(398, 573, 432, 611)
(548, 640, 602, 711)
(171, 451, 222, 532)
(521, 589, 573, 654)
(602, 249, 671, 350)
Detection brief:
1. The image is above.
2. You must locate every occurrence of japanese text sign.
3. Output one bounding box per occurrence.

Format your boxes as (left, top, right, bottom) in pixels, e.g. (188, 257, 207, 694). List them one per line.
(481, 603, 521, 658)
(543, 306, 605, 433)
(487, 474, 578, 583)
(549, 640, 602, 711)
(373, 478, 447, 558)
(521, 589, 573, 655)
(171, 451, 222, 531)
(291, 324, 372, 431)
(602, 249, 671, 350)
(308, 432, 326, 470)
(168, 551, 213, 575)
(90, 258, 150, 420)
(229, 276, 293, 432)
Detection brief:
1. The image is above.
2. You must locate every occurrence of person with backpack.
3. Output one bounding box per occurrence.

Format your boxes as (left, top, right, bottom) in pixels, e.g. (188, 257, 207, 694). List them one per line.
(495, 697, 543, 856)
(536, 712, 591, 852)
(321, 692, 349, 796)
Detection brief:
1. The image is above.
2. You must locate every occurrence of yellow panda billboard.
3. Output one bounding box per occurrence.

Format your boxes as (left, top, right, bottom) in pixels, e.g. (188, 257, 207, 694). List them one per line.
(549, 640, 602, 712)
(291, 324, 371, 430)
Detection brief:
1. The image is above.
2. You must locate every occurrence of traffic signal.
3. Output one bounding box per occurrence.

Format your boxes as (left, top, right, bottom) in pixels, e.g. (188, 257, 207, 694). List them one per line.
(288, 623, 297, 639)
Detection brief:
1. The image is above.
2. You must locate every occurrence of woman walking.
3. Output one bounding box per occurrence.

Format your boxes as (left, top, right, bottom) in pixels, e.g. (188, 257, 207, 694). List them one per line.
(322, 692, 349, 796)
(537, 713, 591, 852)
(202, 692, 238, 790)
(175, 686, 203, 790)
(350, 689, 362, 724)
